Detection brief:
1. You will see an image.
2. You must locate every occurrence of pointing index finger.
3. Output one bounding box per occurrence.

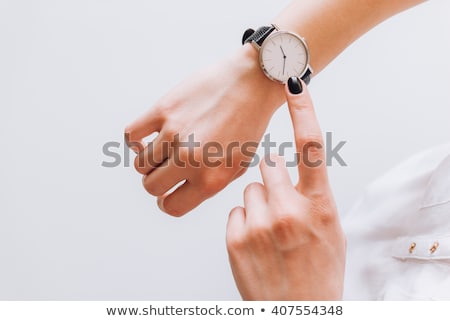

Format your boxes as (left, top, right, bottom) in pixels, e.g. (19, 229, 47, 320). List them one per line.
(286, 77, 329, 193)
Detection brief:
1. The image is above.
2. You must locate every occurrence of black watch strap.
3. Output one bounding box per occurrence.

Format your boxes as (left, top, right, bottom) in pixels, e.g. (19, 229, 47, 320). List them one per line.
(242, 25, 276, 46)
(301, 68, 312, 85)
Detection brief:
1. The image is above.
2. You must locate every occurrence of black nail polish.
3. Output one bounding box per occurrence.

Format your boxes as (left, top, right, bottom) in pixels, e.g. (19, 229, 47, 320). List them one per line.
(288, 77, 303, 95)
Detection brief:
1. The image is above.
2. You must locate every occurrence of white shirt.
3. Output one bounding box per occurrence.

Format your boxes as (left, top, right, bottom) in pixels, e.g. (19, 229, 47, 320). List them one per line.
(343, 144, 450, 300)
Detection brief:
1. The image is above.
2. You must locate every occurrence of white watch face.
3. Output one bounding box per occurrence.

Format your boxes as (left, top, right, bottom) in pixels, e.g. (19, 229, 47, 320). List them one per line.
(260, 31, 309, 84)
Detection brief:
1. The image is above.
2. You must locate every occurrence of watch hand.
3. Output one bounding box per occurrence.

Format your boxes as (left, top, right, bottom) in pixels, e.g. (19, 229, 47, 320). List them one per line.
(280, 46, 287, 75)
(280, 46, 286, 58)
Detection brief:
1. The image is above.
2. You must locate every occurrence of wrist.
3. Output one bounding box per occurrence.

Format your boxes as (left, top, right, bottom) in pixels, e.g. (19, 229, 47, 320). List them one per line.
(234, 44, 286, 113)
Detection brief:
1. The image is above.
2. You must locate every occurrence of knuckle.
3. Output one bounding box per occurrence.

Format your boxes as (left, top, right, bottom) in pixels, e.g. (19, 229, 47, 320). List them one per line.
(162, 123, 179, 139)
(226, 235, 246, 254)
(226, 207, 246, 253)
(270, 212, 311, 250)
(311, 197, 338, 226)
(162, 201, 186, 218)
(271, 215, 297, 240)
(176, 146, 191, 165)
(160, 118, 184, 141)
(142, 178, 162, 197)
(199, 180, 221, 196)
(244, 182, 263, 198)
(297, 135, 324, 152)
(134, 154, 149, 174)
(298, 136, 325, 168)
(199, 171, 230, 196)
(246, 225, 272, 245)
(124, 127, 145, 153)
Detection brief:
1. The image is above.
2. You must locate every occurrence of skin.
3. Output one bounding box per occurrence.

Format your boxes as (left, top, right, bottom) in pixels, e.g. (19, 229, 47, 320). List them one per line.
(226, 81, 346, 300)
(125, 0, 426, 216)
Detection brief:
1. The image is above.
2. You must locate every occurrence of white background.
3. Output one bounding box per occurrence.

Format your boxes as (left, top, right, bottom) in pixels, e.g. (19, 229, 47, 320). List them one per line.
(1, 0, 449, 300)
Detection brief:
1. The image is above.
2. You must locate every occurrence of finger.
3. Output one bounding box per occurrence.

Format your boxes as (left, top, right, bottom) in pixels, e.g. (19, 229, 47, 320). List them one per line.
(226, 206, 247, 249)
(134, 132, 170, 175)
(243, 182, 268, 224)
(157, 180, 208, 217)
(225, 206, 261, 300)
(124, 110, 164, 154)
(142, 158, 186, 196)
(286, 77, 328, 192)
(259, 154, 294, 202)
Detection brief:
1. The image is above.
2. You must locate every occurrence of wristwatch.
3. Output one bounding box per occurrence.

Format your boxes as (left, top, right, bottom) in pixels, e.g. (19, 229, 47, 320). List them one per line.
(242, 24, 312, 85)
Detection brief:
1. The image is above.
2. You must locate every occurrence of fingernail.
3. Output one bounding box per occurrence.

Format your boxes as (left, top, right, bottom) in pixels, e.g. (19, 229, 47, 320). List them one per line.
(288, 77, 303, 95)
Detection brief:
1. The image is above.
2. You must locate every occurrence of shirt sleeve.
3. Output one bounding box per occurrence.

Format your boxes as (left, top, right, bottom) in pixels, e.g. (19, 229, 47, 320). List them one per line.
(343, 144, 450, 300)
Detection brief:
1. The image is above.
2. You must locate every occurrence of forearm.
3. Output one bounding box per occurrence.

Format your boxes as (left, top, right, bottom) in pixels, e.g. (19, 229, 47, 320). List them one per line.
(272, 0, 426, 73)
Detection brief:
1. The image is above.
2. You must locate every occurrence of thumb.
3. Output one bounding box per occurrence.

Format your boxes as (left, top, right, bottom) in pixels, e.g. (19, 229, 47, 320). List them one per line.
(286, 77, 328, 192)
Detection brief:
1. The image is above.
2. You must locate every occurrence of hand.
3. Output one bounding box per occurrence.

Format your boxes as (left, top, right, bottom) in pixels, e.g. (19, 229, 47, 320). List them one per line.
(226, 78, 346, 301)
(125, 45, 285, 216)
